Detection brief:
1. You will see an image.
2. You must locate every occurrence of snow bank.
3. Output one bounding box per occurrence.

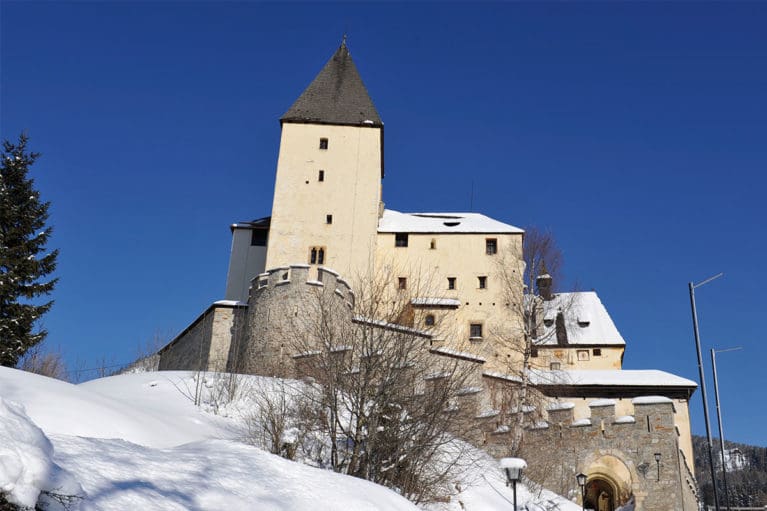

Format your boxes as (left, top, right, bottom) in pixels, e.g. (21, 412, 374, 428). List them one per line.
(0, 398, 53, 506)
(0, 398, 82, 508)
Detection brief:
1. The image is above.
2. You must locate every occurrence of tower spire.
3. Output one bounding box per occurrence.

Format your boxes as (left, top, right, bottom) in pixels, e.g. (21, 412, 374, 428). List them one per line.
(281, 42, 382, 127)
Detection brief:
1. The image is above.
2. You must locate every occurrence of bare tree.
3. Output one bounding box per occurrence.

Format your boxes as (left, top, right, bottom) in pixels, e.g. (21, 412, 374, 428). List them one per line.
(18, 343, 67, 380)
(492, 226, 575, 454)
(268, 265, 479, 503)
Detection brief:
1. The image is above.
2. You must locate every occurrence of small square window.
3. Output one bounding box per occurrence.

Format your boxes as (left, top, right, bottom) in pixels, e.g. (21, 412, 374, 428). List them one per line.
(395, 233, 409, 247)
(478, 276, 487, 289)
(530, 347, 539, 358)
(550, 362, 561, 370)
(326, 214, 333, 224)
(577, 350, 590, 361)
(447, 277, 456, 290)
(486, 238, 497, 255)
(470, 323, 483, 338)
(592, 348, 602, 357)
(425, 314, 435, 326)
(318, 170, 325, 182)
(398, 277, 407, 290)
(319, 138, 328, 150)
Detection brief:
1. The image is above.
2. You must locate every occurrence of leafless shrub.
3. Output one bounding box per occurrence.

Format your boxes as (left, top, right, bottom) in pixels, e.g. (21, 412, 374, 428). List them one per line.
(18, 344, 67, 380)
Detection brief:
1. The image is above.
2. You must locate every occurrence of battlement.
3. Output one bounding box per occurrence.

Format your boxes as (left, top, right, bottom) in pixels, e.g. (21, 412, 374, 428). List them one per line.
(536, 396, 677, 434)
(249, 264, 355, 309)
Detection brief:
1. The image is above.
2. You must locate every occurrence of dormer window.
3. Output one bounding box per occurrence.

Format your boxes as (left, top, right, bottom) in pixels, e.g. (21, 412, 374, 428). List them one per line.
(319, 138, 328, 150)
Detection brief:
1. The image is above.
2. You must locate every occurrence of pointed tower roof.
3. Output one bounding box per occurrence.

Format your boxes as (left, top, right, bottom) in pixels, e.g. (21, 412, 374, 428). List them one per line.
(281, 41, 382, 127)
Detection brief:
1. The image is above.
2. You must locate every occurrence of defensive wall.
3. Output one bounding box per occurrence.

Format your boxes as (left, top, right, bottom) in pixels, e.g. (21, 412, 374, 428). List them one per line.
(157, 265, 698, 510)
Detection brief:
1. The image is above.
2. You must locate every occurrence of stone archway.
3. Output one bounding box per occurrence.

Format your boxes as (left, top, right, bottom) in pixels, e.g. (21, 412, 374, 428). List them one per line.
(584, 477, 617, 511)
(581, 453, 635, 509)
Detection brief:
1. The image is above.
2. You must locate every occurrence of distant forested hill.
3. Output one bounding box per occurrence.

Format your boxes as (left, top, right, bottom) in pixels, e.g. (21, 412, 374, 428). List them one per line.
(693, 435, 767, 507)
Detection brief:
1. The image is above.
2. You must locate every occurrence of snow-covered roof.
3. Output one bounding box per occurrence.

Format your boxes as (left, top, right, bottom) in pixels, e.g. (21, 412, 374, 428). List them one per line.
(530, 369, 697, 388)
(535, 291, 626, 346)
(411, 297, 461, 307)
(429, 347, 486, 363)
(378, 209, 523, 234)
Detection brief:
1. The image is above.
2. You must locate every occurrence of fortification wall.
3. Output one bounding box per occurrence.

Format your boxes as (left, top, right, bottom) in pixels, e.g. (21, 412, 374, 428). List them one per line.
(158, 302, 247, 372)
(476, 397, 699, 511)
(237, 265, 354, 376)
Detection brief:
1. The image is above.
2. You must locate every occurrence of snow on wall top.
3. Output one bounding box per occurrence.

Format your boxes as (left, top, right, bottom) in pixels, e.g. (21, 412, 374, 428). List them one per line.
(530, 369, 697, 388)
(378, 209, 523, 234)
(536, 291, 626, 346)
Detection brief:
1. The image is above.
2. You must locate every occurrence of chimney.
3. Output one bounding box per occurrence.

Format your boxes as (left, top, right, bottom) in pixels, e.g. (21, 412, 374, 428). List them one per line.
(536, 270, 553, 302)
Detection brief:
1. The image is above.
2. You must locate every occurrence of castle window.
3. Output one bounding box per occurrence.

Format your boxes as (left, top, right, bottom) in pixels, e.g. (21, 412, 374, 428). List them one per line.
(425, 314, 435, 326)
(398, 277, 407, 290)
(319, 138, 328, 150)
(326, 214, 333, 224)
(530, 347, 539, 357)
(478, 276, 487, 289)
(318, 170, 325, 182)
(447, 277, 456, 290)
(430, 238, 436, 250)
(593, 348, 602, 357)
(469, 323, 483, 339)
(486, 238, 497, 255)
(550, 362, 561, 370)
(309, 246, 326, 265)
(577, 350, 590, 361)
(395, 233, 409, 247)
(251, 229, 267, 246)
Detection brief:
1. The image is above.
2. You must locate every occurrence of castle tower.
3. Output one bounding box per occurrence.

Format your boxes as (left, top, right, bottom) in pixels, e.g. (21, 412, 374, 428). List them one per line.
(265, 41, 384, 280)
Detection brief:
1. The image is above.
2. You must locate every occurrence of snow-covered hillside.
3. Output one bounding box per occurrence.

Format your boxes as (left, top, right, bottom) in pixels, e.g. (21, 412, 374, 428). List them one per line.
(0, 367, 579, 510)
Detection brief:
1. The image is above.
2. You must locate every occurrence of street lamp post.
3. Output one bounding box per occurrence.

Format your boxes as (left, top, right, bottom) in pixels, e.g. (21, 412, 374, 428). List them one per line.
(576, 472, 587, 511)
(711, 346, 742, 511)
(689, 273, 723, 511)
(500, 458, 526, 510)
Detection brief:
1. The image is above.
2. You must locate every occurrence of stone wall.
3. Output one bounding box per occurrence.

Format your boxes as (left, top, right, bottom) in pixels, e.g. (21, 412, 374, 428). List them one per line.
(236, 265, 355, 376)
(158, 302, 247, 372)
(483, 397, 701, 511)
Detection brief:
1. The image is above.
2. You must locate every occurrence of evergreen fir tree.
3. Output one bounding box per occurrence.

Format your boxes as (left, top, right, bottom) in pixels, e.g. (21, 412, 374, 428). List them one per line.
(0, 133, 58, 367)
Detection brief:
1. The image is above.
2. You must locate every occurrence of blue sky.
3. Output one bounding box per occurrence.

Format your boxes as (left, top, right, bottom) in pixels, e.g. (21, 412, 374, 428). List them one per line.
(1, 2, 765, 447)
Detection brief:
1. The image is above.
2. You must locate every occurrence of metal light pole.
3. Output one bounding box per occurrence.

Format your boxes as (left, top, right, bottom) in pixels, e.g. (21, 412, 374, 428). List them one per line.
(654, 452, 661, 482)
(500, 458, 526, 510)
(576, 472, 587, 511)
(711, 346, 742, 511)
(688, 273, 723, 511)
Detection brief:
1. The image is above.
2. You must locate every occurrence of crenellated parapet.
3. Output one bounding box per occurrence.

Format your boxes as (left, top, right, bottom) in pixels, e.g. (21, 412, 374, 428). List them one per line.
(235, 264, 355, 376)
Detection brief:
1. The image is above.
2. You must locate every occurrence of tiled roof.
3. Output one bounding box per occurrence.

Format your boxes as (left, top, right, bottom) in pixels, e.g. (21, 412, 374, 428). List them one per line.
(281, 42, 382, 127)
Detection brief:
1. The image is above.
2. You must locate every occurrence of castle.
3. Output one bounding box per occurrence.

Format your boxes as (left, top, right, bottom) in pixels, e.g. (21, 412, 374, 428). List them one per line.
(157, 41, 699, 510)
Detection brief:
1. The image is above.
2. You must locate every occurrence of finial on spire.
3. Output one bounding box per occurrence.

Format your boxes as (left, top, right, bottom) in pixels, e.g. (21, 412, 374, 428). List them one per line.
(342, 33, 348, 48)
